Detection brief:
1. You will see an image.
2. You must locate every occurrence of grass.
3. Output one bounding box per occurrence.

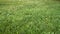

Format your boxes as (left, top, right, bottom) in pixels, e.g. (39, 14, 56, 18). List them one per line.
(0, 0, 60, 34)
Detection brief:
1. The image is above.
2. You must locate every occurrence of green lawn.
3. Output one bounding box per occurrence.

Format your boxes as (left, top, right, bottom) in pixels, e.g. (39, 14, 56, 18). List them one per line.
(0, 0, 60, 34)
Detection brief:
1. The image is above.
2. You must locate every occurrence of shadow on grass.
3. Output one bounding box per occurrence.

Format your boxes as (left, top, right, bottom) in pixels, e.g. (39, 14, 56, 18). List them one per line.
(53, 0, 60, 1)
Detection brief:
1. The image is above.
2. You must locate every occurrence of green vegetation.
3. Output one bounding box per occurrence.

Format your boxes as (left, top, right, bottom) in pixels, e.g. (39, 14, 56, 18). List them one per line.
(0, 0, 60, 34)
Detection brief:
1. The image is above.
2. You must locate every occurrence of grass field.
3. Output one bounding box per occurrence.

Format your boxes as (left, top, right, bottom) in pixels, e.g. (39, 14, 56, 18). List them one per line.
(0, 0, 60, 34)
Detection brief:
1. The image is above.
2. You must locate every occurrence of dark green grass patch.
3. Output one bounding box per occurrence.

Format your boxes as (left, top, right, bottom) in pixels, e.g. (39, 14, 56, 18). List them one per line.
(0, 0, 60, 34)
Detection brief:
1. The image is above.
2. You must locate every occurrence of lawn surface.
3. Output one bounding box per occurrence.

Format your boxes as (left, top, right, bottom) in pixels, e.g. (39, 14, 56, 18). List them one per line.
(0, 0, 60, 34)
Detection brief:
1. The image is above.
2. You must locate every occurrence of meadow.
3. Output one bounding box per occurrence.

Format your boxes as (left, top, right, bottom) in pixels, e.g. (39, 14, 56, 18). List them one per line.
(0, 0, 60, 34)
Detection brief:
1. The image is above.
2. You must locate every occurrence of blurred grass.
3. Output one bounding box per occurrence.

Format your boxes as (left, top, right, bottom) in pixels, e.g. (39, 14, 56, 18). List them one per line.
(0, 0, 60, 34)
